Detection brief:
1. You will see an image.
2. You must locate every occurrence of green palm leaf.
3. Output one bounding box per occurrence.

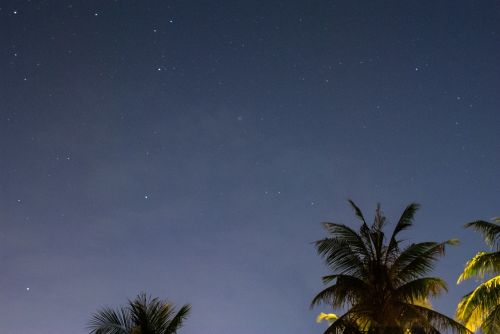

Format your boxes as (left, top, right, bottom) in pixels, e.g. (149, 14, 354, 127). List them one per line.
(456, 217, 499, 333)
(457, 251, 500, 282)
(481, 304, 500, 334)
(456, 276, 500, 329)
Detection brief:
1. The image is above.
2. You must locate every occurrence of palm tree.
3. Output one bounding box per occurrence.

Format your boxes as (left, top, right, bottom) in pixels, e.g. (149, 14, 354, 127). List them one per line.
(456, 218, 500, 334)
(312, 200, 471, 334)
(88, 293, 190, 334)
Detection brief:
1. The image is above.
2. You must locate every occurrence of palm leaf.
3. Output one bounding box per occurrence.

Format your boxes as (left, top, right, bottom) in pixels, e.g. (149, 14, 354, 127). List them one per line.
(315, 237, 366, 276)
(456, 276, 500, 328)
(369, 205, 386, 262)
(481, 304, 500, 334)
(323, 311, 365, 334)
(348, 199, 367, 225)
(164, 304, 191, 334)
(465, 219, 500, 249)
(88, 306, 131, 334)
(129, 293, 156, 332)
(89, 293, 190, 334)
(457, 251, 500, 282)
(385, 203, 420, 263)
(394, 277, 447, 303)
(401, 303, 472, 334)
(348, 200, 376, 260)
(311, 275, 369, 309)
(393, 240, 458, 283)
(322, 223, 372, 260)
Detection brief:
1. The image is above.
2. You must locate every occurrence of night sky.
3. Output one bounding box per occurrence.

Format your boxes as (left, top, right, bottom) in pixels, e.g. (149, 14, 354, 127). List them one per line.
(1, 1, 499, 333)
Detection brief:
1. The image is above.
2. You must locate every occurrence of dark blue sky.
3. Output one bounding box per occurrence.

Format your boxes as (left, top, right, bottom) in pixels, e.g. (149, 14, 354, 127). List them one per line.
(1, 1, 499, 333)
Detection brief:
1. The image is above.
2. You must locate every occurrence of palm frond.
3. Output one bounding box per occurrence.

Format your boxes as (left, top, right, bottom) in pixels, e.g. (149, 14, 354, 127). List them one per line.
(88, 306, 131, 334)
(315, 237, 365, 276)
(348, 199, 367, 225)
(457, 251, 500, 283)
(481, 304, 500, 334)
(393, 240, 458, 283)
(386, 203, 420, 263)
(456, 275, 500, 328)
(321, 274, 340, 285)
(129, 293, 157, 332)
(311, 275, 369, 309)
(402, 303, 472, 334)
(154, 303, 174, 332)
(369, 205, 386, 262)
(465, 220, 500, 249)
(394, 277, 447, 302)
(323, 311, 365, 334)
(164, 304, 191, 334)
(89, 293, 190, 334)
(322, 222, 372, 260)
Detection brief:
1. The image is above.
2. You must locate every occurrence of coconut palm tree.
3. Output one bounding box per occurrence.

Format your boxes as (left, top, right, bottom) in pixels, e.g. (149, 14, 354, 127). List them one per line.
(312, 201, 471, 334)
(456, 218, 500, 334)
(88, 293, 190, 334)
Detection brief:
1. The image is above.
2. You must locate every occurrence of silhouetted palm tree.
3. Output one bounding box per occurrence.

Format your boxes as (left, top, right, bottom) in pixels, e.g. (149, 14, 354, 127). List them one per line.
(312, 201, 471, 334)
(456, 218, 500, 334)
(89, 293, 190, 334)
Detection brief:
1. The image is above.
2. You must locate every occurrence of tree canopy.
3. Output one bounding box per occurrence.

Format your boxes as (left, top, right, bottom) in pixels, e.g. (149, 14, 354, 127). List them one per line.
(312, 201, 471, 334)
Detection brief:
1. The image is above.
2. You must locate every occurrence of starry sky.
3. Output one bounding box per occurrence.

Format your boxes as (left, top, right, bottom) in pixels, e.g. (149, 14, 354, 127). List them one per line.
(1, 1, 499, 333)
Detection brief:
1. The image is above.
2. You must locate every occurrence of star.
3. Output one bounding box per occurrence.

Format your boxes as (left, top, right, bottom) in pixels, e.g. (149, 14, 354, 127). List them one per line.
(144, 195, 149, 199)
